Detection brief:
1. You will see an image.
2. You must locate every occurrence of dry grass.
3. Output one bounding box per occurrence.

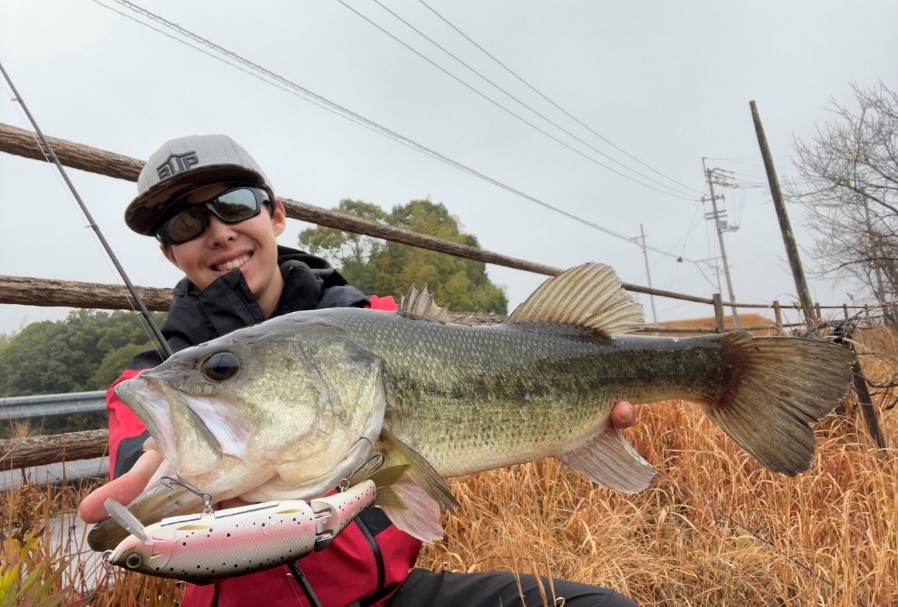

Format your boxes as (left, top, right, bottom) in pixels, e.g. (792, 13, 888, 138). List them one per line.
(2, 328, 897, 606)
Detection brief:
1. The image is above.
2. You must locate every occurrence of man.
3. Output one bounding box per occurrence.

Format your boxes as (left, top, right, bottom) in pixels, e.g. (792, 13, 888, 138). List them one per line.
(79, 134, 639, 607)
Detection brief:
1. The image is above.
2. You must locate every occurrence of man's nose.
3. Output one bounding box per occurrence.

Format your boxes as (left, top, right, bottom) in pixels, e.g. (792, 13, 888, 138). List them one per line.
(205, 214, 237, 244)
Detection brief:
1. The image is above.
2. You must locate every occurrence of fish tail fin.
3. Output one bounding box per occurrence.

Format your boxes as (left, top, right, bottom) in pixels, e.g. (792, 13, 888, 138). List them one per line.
(704, 331, 853, 475)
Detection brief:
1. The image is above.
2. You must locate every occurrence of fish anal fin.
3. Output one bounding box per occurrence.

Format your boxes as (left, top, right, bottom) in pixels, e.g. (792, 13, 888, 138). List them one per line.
(559, 426, 656, 493)
(398, 285, 451, 323)
(506, 263, 644, 338)
(380, 427, 458, 510)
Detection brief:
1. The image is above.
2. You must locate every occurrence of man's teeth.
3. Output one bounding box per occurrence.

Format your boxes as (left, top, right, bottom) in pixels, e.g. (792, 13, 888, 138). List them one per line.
(214, 254, 250, 272)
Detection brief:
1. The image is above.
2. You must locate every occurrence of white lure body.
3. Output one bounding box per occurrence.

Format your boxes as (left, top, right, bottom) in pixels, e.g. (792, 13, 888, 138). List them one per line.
(104, 480, 376, 583)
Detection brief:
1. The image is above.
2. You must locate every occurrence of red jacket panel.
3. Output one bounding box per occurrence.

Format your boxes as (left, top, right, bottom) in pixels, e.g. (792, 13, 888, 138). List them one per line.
(106, 368, 147, 476)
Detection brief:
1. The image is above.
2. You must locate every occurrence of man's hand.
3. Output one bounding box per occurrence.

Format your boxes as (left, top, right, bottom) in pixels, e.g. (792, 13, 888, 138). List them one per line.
(610, 400, 637, 429)
(78, 450, 163, 524)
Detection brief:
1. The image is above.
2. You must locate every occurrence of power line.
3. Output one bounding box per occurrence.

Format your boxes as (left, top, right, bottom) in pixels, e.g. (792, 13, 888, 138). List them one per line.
(363, 0, 699, 200)
(418, 0, 704, 197)
(338, 0, 697, 201)
(94, 0, 701, 263)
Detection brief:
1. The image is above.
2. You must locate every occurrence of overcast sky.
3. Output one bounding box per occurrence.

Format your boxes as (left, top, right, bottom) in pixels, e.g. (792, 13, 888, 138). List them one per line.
(1, 1, 896, 335)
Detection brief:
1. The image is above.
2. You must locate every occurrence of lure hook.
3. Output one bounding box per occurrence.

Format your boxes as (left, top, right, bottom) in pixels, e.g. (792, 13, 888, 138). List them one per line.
(160, 476, 213, 513)
(340, 438, 384, 491)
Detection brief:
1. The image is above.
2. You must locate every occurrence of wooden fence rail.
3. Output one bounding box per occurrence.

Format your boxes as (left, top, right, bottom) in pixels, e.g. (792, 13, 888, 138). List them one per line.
(0, 430, 108, 470)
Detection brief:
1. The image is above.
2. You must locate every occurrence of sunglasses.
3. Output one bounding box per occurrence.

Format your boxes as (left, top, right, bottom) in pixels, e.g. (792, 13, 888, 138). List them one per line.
(155, 186, 272, 245)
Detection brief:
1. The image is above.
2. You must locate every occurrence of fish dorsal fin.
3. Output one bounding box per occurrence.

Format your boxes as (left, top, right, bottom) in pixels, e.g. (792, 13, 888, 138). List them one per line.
(398, 285, 451, 323)
(506, 263, 644, 337)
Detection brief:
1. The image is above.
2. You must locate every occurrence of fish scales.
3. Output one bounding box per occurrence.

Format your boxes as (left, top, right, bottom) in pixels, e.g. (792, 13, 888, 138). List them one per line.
(318, 309, 726, 476)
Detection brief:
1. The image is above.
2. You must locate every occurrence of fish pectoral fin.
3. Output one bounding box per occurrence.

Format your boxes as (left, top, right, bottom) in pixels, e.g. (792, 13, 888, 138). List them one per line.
(559, 426, 656, 494)
(365, 464, 410, 490)
(377, 474, 444, 542)
(366, 452, 445, 543)
(381, 427, 458, 510)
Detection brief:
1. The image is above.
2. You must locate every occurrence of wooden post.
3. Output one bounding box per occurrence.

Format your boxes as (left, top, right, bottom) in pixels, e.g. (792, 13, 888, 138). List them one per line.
(712, 293, 725, 332)
(830, 329, 887, 449)
(750, 101, 817, 329)
(773, 300, 783, 328)
(843, 304, 850, 322)
(815, 302, 822, 321)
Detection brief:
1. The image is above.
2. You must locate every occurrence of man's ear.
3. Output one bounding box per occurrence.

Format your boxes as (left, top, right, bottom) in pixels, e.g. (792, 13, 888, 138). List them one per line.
(160, 242, 180, 269)
(271, 197, 287, 237)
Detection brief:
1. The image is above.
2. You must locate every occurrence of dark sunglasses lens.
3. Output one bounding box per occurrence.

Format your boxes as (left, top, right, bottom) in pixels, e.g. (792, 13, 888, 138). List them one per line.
(157, 187, 269, 244)
(211, 188, 264, 223)
(159, 206, 207, 244)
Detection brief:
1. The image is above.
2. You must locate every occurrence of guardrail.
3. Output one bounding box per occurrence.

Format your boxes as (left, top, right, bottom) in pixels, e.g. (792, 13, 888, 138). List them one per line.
(0, 390, 106, 422)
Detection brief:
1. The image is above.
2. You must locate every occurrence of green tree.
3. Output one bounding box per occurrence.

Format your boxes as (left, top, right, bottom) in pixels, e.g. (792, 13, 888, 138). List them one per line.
(300, 199, 390, 292)
(0, 310, 165, 435)
(300, 199, 507, 314)
(0, 310, 163, 397)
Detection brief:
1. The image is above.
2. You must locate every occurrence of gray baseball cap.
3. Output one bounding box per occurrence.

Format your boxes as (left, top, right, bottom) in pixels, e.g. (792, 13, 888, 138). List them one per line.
(125, 134, 274, 236)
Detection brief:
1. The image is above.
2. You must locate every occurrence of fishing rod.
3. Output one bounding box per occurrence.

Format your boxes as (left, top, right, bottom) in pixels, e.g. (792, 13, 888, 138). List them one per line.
(0, 59, 173, 358)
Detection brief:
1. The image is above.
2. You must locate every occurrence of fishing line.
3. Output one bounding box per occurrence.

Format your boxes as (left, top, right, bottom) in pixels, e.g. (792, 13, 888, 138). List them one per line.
(0, 59, 172, 359)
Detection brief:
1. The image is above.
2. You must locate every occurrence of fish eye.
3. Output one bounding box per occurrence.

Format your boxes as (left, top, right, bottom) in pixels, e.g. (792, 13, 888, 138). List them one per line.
(201, 351, 241, 382)
(124, 552, 143, 569)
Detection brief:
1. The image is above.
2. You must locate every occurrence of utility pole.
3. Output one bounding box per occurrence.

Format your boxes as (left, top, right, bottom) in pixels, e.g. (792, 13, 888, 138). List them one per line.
(749, 100, 816, 327)
(637, 224, 658, 325)
(702, 157, 740, 328)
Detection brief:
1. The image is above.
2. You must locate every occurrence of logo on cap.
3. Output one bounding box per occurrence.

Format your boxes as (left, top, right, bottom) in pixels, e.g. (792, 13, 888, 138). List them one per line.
(156, 152, 200, 180)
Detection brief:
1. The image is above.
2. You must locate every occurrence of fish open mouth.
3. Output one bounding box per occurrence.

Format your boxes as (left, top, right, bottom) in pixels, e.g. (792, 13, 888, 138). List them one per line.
(116, 375, 179, 465)
(115, 375, 249, 478)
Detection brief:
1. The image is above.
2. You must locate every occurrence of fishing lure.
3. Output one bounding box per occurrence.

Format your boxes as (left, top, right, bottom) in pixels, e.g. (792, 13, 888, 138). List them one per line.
(102, 478, 377, 583)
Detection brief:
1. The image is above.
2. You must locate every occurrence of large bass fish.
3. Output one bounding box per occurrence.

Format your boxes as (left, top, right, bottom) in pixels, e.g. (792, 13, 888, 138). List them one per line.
(88, 263, 853, 550)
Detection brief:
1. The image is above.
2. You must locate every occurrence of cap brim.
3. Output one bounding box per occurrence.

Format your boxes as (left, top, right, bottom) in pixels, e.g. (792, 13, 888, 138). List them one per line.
(125, 165, 267, 236)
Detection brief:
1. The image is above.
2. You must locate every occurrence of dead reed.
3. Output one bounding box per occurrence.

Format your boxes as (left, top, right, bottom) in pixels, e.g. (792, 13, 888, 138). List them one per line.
(2, 327, 896, 606)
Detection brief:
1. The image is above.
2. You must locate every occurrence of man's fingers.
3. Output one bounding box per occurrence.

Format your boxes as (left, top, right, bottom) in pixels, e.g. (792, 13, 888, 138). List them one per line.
(610, 401, 637, 429)
(78, 451, 163, 523)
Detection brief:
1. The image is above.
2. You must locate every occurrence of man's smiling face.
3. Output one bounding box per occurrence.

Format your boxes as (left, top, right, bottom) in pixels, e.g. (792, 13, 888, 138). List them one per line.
(160, 183, 288, 316)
